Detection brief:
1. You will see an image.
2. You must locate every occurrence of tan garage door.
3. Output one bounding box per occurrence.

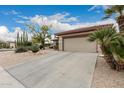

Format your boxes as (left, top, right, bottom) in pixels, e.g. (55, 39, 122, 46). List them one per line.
(63, 37, 96, 52)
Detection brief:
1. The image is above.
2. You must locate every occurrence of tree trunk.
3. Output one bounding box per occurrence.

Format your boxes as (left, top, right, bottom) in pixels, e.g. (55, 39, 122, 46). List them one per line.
(42, 40, 45, 50)
(117, 16, 124, 33)
(100, 45, 116, 69)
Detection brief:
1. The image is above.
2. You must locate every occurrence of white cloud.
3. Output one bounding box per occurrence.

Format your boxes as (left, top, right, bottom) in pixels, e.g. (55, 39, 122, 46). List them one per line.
(15, 15, 31, 24)
(49, 13, 69, 21)
(2, 10, 19, 15)
(30, 14, 115, 33)
(17, 15, 31, 20)
(49, 13, 78, 22)
(65, 17, 78, 22)
(10, 10, 19, 15)
(0, 26, 9, 34)
(96, 10, 101, 13)
(0, 26, 24, 42)
(29, 13, 79, 33)
(16, 20, 25, 24)
(30, 15, 77, 33)
(30, 13, 78, 25)
(0, 12, 116, 42)
(88, 5, 111, 12)
(0, 18, 115, 42)
(88, 5, 98, 11)
(74, 19, 115, 28)
(30, 15, 45, 25)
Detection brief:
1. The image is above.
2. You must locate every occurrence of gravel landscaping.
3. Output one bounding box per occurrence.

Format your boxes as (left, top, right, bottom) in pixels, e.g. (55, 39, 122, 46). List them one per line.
(91, 55, 124, 88)
(0, 50, 49, 68)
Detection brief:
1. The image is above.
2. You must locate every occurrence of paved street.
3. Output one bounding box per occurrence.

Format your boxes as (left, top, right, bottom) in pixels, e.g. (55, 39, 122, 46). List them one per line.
(6, 51, 97, 88)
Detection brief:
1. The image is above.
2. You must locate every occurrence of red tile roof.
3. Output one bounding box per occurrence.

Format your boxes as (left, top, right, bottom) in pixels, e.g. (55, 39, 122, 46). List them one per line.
(55, 24, 113, 36)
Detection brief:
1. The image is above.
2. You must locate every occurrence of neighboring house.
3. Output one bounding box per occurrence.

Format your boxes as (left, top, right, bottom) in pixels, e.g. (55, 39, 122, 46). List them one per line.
(7, 41, 16, 48)
(55, 24, 113, 53)
(10, 42, 16, 48)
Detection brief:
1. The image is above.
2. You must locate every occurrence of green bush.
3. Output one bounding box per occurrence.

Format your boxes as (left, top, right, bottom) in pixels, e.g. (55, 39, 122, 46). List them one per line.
(26, 42, 32, 46)
(31, 45, 40, 53)
(15, 47, 28, 53)
(26, 46, 32, 50)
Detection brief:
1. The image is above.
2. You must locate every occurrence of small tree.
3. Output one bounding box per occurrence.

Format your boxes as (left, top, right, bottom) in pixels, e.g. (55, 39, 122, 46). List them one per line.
(26, 24, 51, 50)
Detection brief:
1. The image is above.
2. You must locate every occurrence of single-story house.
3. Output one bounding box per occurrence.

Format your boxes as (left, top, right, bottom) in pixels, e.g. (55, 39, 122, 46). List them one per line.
(7, 41, 16, 48)
(55, 24, 113, 53)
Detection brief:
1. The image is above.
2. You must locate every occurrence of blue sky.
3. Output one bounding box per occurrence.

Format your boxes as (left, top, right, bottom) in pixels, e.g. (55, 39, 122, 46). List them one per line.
(0, 5, 109, 31)
(0, 5, 115, 41)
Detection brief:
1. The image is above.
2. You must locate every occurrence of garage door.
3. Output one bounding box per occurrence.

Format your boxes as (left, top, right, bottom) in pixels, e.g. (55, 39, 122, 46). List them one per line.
(63, 37, 96, 52)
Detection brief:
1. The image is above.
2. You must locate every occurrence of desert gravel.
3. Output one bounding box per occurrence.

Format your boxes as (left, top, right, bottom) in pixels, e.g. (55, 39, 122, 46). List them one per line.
(0, 50, 49, 68)
(91, 56, 124, 88)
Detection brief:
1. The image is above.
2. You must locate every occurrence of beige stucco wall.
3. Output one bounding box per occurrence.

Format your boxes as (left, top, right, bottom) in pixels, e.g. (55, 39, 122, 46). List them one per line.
(58, 36, 63, 51)
(10, 43, 15, 48)
(63, 37, 96, 53)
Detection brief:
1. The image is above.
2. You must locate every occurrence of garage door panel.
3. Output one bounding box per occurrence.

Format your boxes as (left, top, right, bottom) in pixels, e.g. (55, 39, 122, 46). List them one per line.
(64, 37, 96, 52)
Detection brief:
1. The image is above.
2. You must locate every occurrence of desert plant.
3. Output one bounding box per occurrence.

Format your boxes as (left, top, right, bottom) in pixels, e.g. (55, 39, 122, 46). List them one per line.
(89, 27, 124, 70)
(89, 27, 119, 69)
(26, 24, 51, 50)
(31, 45, 40, 53)
(109, 35, 124, 70)
(16, 31, 29, 47)
(15, 47, 28, 53)
(89, 27, 118, 53)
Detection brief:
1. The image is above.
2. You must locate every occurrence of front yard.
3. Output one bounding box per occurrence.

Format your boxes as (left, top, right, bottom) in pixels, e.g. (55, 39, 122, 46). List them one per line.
(0, 50, 124, 87)
(0, 50, 49, 68)
(92, 55, 124, 88)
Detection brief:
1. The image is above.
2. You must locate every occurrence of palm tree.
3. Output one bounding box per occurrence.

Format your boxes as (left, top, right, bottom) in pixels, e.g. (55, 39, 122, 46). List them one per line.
(103, 5, 124, 32)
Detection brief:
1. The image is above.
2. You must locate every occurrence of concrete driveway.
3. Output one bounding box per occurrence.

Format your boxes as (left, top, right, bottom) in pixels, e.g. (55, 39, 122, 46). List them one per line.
(6, 51, 98, 88)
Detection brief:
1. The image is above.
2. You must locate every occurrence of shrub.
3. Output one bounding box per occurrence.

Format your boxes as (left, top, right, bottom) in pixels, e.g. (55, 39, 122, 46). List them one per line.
(89, 27, 124, 71)
(26, 46, 32, 50)
(26, 42, 32, 46)
(15, 47, 28, 53)
(40, 45, 43, 49)
(31, 45, 40, 53)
